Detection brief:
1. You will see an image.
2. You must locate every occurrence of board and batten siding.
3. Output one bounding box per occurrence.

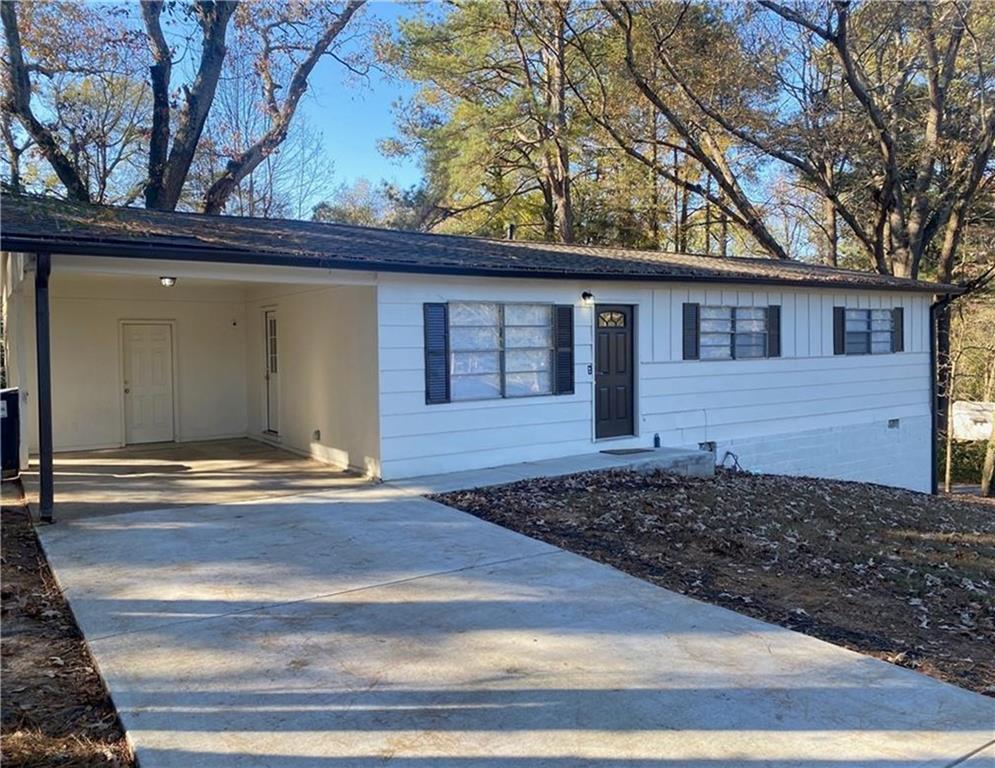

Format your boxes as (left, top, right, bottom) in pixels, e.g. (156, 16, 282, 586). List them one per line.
(377, 274, 932, 492)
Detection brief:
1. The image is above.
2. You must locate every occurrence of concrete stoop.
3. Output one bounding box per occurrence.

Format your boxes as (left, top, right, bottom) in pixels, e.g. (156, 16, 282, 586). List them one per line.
(625, 447, 715, 478)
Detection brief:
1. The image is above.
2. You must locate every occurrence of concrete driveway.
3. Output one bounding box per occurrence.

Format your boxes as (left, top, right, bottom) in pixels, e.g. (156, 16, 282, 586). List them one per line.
(39, 483, 994, 768)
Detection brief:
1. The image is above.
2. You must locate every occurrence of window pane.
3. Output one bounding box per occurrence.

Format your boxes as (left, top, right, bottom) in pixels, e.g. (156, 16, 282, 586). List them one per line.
(871, 318, 893, 331)
(734, 307, 766, 321)
(700, 344, 732, 360)
(736, 318, 766, 333)
(505, 326, 552, 348)
(450, 302, 500, 326)
(735, 344, 766, 359)
(700, 330, 732, 359)
(846, 332, 870, 355)
(451, 373, 501, 400)
(701, 318, 732, 332)
(450, 326, 501, 351)
(871, 331, 892, 353)
(505, 304, 550, 326)
(846, 309, 869, 321)
(701, 306, 732, 320)
(735, 333, 766, 358)
(505, 349, 551, 372)
(452, 351, 500, 375)
(505, 371, 552, 397)
(870, 309, 892, 322)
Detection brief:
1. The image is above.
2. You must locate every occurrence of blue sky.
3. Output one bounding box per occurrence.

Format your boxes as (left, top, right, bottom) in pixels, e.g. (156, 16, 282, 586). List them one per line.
(299, 2, 423, 191)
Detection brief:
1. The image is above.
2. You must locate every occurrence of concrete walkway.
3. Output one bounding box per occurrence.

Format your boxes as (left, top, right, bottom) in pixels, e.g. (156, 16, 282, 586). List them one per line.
(39, 481, 994, 767)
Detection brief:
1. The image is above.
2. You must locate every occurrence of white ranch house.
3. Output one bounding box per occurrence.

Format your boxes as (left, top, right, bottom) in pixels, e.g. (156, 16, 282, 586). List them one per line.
(1, 194, 959, 517)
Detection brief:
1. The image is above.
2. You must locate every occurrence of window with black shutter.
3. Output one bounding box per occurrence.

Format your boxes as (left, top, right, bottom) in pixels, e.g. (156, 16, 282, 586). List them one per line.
(835, 307, 903, 355)
(683, 302, 780, 360)
(424, 302, 574, 404)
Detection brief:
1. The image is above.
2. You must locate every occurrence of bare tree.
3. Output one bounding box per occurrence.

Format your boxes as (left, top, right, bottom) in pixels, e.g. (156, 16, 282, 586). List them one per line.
(3, 0, 365, 213)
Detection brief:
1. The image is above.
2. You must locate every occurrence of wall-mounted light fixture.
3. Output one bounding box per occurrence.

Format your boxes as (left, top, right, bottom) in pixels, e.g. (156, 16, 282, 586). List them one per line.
(581, 291, 595, 304)
(159, 276, 177, 287)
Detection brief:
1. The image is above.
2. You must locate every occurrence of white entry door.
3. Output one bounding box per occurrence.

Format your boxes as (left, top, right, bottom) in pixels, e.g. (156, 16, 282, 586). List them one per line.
(122, 323, 175, 444)
(264, 310, 279, 434)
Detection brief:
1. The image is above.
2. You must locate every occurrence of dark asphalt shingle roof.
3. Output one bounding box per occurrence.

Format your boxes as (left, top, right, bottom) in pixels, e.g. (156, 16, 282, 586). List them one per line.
(0, 193, 957, 293)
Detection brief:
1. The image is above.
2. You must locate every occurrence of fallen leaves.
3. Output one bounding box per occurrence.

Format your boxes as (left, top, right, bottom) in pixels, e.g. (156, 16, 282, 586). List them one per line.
(1, 504, 135, 767)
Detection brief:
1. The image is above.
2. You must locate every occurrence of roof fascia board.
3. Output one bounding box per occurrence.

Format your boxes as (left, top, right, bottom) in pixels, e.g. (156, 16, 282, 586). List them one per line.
(1, 234, 961, 295)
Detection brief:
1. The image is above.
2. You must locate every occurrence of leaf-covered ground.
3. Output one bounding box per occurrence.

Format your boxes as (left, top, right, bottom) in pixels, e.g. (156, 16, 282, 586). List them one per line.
(1, 490, 134, 768)
(434, 469, 995, 696)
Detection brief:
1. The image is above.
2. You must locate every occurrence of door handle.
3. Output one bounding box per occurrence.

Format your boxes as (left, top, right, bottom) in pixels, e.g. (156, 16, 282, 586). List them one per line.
(124, 388, 130, 394)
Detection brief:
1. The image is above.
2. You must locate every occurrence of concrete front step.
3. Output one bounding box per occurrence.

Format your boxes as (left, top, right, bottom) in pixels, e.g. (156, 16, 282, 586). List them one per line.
(388, 445, 714, 495)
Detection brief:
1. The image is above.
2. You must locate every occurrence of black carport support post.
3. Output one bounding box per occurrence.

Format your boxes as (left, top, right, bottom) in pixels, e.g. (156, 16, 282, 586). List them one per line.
(34, 251, 54, 523)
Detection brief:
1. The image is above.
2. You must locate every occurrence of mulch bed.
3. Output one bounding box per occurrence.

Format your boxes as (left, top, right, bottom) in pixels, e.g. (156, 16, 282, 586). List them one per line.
(1, 482, 134, 768)
(434, 468, 995, 696)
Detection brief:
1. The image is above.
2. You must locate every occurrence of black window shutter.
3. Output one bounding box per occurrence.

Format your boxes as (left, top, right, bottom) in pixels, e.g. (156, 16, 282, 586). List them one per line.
(682, 303, 700, 360)
(766, 305, 781, 358)
(833, 306, 846, 355)
(892, 307, 904, 352)
(553, 304, 575, 395)
(423, 303, 450, 404)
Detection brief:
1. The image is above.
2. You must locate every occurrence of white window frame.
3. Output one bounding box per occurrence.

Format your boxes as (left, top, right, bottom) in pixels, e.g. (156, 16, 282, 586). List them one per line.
(448, 301, 555, 401)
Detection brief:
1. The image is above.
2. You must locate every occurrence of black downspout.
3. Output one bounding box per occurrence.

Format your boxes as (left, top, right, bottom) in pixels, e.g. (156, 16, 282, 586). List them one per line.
(34, 251, 54, 522)
(929, 294, 954, 496)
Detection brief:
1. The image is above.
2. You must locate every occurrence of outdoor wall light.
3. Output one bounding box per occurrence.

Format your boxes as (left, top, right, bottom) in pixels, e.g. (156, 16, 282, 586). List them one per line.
(159, 276, 177, 287)
(581, 291, 595, 303)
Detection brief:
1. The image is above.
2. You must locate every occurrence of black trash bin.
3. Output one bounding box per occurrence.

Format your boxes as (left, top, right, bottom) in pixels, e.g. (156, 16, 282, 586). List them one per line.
(1, 388, 20, 480)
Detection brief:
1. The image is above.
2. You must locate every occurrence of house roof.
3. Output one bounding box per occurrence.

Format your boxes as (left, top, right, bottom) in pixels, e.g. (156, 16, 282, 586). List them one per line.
(0, 193, 958, 294)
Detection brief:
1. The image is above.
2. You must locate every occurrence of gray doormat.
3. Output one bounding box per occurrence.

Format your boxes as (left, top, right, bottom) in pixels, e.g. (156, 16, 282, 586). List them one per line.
(600, 448, 653, 456)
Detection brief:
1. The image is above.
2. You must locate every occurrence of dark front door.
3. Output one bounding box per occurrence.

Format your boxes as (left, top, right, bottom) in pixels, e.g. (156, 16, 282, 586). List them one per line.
(595, 304, 634, 439)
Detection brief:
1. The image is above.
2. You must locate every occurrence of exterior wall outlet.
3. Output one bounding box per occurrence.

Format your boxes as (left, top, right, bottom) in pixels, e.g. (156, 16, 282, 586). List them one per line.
(698, 440, 717, 453)
(312, 429, 321, 441)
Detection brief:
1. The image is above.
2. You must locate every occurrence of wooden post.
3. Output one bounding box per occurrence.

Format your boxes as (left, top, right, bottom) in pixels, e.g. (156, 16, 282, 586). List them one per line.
(34, 251, 54, 522)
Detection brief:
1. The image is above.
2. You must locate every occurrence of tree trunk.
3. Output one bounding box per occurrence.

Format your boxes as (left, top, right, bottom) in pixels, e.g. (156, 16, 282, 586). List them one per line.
(679, 181, 690, 252)
(720, 203, 728, 257)
(704, 175, 712, 255)
(672, 145, 681, 250)
(546, 1, 573, 243)
(823, 195, 838, 267)
(650, 105, 659, 247)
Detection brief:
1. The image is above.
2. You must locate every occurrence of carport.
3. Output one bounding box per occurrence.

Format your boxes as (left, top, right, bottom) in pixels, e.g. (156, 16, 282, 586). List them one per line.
(2, 195, 384, 521)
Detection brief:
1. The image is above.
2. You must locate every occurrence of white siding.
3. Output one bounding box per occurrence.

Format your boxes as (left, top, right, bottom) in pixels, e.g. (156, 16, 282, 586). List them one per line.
(244, 284, 380, 475)
(377, 275, 934, 491)
(13, 272, 248, 452)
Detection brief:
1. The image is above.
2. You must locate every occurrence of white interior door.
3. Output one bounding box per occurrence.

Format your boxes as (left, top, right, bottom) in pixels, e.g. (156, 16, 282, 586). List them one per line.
(264, 310, 279, 434)
(123, 324, 175, 444)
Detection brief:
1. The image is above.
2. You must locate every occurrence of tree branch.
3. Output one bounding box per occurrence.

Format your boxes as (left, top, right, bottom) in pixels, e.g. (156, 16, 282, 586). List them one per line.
(202, 0, 365, 214)
(1, 1, 90, 201)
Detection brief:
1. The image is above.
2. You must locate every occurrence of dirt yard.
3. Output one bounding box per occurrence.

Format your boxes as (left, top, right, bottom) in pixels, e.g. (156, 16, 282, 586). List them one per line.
(1, 487, 134, 768)
(435, 469, 995, 696)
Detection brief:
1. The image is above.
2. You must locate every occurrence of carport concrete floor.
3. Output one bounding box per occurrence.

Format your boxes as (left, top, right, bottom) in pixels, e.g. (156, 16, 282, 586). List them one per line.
(38, 481, 995, 768)
(21, 438, 365, 521)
